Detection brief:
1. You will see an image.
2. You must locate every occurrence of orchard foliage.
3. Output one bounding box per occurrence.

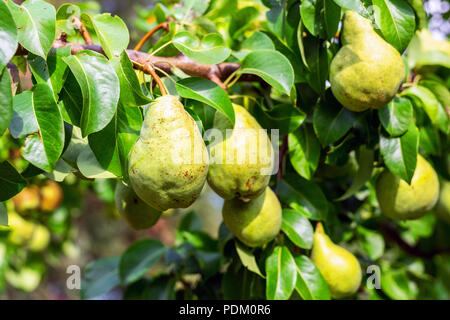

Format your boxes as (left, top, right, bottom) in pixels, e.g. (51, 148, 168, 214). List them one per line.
(0, 0, 449, 300)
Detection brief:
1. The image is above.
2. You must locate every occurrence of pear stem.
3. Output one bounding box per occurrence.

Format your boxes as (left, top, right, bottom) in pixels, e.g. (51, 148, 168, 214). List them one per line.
(140, 62, 168, 96)
(72, 17, 93, 45)
(133, 21, 171, 51)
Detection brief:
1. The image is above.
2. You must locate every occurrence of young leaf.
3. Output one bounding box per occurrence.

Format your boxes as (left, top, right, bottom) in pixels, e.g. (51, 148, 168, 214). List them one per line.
(378, 97, 413, 137)
(380, 123, 419, 184)
(81, 257, 120, 299)
(173, 32, 231, 65)
(372, 0, 416, 53)
(278, 173, 328, 220)
(21, 84, 65, 172)
(0, 203, 7, 226)
(337, 145, 374, 201)
(0, 0, 18, 71)
(110, 51, 152, 107)
(294, 255, 331, 300)
(0, 161, 27, 201)
(235, 241, 264, 278)
(238, 50, 294, 95)
(63, 50, 120, 137)
(313, 97, 356, 146)
(288, 124, 320, 179)
(175, 77, 235, 125)
(266, 246, 297, 300)
(81, 12, 129, 59)
(7, 0, 56, 59)
(281, 209, 314, 249)
(0, 69, 13, 136)
(119, 239, 166, 285)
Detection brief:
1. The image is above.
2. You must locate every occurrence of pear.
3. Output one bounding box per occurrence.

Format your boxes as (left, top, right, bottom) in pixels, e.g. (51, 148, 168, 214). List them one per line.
(376, 155, 439, 220)
(40, 180, 63, 212)
(11, 185, 40, 212)
(115, 182, 161, 230)
(435, 180, 450, 224)
(330, 10, 405, 112)
(208, 104, 274, 200)
(128, 95, 209, 211)
(222, 187, 281, 247)
(311, 223, 362, 299)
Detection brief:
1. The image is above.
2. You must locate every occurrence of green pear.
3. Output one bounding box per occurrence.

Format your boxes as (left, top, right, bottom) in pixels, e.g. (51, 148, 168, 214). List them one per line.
(128, 95, 209, 211)
(208, 104, 274, 200)
(436, 180, 450, 224)
(330, 10, 405, 112)
(115, 182, 162, 230)
(311, 223, 362, 299)
(222, 187, 281, 247)
(376, 155, 439, 220)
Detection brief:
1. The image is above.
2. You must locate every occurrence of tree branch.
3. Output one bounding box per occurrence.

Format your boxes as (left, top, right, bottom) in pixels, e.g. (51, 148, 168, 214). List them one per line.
(39, 40, 262, 86)
(133, 21, 170, 51)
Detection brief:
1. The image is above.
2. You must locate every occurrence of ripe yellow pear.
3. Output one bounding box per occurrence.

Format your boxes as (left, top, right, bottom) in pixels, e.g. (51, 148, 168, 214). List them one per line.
(208, 104, 274, 200)
(115, 182, 161, 230)
(12, 185, 40, 212)
(40, 180, 63, 212)
(128, 95, 209, 211)
(311, 223, 362, 299)
(330, 10, 405, 112)
(376, 155, 439, 220)
(436, 180, 450, 224)
(222, 187, 281, 247)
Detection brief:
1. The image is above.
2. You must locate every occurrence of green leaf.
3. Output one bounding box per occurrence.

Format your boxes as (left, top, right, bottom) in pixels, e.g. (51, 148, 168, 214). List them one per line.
(88, 114, 122, 177)
(403, 85, 448, 134)
(229, 6, 259, 38)
(27, 46, 71, 99)
(0, 69, 13, 136)
(372, 0, 416, 53)
(110, 51, 151, 107)
(300, 0, 340, 39)
(380, 123, 419, 184)
(119, 239, 166, 285)
(81, 12, 129, 59)
(235, 241, 264, 278)
(0, 161, 27, 201)
(0, 203, 7, 226)
(9, 91, 37, 139)
(116, 103, 143, 181)
(173, 32, 231, 65)
(8, 0, 56, 59)
(56, 3, 81, 36)
(357, 226, 385, 260)
(175, 77, 234, 125)
(378, 97, 413, 137)
(21, 84, 65, 172)
(313, 97, 356, 146)
(381, 265, 418, 300)
(419, 79, 450, 134)
(238, 50, 294, 95)
(63, 50, 120, 137)
(59, 72, 83, 126)
(293, 255, 331, 300)
(266, 246, 297, 300)
(419, 122, 441, 156)
(173, 0, 211, 22)
(288, 124, 320, 179)
(255, 104, 306, 136)
(264, 0, 286, 38)
(0, 1, 18, 71)
(278, 173, 328, 220)
(303, 36, 329, 94)
(81, 257, 120, 299)
(337, 145, 374, 200)
(332, 0, 361, 11)
(281, 209, 314, 249)
(234, 31, 275, 60)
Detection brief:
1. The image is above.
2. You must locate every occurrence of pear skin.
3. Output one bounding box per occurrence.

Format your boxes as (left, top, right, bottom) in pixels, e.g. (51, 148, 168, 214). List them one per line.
(222, 187, 281, 247)
(128, 95, 209, 210)
(436, 180, 450, 224)
(208, 104, 274, 200)
(330, 10, 405, 111)
(115, 182, 161, 230)
(311, 223, 362, 299)
(376, 155, 439, 220)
